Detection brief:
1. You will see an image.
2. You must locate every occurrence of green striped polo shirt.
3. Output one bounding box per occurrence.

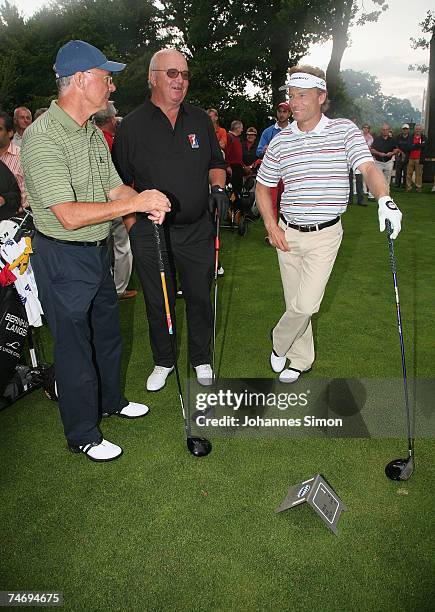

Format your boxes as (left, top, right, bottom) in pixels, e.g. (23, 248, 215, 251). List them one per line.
(21, 100, 123, 241)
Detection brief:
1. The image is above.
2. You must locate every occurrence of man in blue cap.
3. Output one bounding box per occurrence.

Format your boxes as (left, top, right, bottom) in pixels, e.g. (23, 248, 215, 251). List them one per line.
(21, 41, 171, 462)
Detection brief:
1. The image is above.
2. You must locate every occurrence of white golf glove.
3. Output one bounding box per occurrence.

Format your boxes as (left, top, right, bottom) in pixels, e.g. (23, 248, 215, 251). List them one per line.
(378, 196, 402, 239)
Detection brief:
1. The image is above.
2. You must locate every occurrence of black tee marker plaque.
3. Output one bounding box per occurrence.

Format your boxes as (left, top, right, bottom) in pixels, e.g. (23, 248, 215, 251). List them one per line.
(275, 474, 347, 535)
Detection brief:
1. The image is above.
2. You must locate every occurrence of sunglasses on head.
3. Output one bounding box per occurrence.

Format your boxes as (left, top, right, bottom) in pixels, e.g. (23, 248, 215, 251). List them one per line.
(152, 68, 190, 80)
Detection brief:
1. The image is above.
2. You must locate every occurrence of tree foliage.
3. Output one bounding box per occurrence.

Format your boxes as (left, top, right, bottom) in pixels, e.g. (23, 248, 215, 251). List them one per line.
(324, 0, 388, 114)
(0, 0, 165, 113)
(0, 0, 420, 134)
(341, 69, 420, 129)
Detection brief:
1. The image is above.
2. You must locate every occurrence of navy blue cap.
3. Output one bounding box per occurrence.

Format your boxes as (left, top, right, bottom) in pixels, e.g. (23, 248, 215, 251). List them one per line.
(54, 40, 126, 78)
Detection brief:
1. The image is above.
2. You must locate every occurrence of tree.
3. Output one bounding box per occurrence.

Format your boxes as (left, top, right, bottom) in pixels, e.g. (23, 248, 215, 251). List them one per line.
(325, 0, 388, 114)
(160, 0, 335, 111)
(341, 69, 420, 129)
(410, 10, 435, 167)
(0, 1, 27, 112)
(0, 0, 164, 114)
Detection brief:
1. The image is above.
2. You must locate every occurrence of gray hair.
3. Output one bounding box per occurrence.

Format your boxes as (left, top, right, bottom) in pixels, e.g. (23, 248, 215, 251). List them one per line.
(13, 106, 31, 119)
(93, 101, 117, 126)
(34, 108, 48, 120)
(231, 120, 243, 131)
(56, 76, 73, 93)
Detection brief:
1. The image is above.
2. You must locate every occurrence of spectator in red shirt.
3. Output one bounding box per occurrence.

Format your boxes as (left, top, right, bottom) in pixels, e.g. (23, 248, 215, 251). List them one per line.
(226, 120, 244, 199)
(93, 101, 117, 150)
(406, 124, 427, 192)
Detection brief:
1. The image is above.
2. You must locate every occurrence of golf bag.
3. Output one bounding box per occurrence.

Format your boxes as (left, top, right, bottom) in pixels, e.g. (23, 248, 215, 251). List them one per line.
(224, 176, 256, 237)
(0, 213, 56, 409)
(0, 284, 29, 402)
(240, 175, 259, 218)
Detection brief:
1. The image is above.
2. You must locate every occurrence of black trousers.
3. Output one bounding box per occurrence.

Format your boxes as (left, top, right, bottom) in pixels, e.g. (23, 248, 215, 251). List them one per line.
(395, 157, 407, 187)
(229, 164, 244, 202)
(130, 214, 214, 368)
(32, 234, 127, 446)
(348, 170, 364, 204)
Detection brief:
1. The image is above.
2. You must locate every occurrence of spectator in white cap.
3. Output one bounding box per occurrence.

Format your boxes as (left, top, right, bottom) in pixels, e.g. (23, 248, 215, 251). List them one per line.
(256, 64, 402, 384)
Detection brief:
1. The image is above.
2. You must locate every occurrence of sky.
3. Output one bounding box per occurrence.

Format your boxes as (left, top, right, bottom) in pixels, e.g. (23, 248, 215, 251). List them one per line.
(9, 0, 433, 110)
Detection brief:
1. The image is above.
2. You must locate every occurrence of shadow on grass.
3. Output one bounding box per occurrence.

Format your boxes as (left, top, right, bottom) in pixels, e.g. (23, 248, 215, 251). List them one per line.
(216, 231, 243, 379)
(119, 292, 138, 393)
(320, 208, 365, 316)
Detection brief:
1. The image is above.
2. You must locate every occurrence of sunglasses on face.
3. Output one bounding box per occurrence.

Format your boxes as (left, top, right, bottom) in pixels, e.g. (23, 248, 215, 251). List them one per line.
(152, 68, 190, 80)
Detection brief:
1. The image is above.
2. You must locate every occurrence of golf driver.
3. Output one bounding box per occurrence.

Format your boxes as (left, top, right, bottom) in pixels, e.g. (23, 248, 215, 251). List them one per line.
(152, 223, 212, 458)
(384, 219, 414, 481)
(212, 210, 221, 382)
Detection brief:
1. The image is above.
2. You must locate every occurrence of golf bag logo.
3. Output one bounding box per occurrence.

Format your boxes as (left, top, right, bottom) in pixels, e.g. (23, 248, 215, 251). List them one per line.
(298, 484, 311, 498)
(6, 341, 20, 350)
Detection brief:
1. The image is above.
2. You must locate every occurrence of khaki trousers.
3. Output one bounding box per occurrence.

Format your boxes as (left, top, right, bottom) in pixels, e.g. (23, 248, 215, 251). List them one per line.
(406, 158, 423, 190)
(111, 217, 133, 295)
(273, 219, 343, 371)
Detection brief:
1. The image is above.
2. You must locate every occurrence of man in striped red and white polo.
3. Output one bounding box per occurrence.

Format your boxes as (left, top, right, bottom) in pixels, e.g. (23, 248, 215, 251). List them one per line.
(256, 64, 402, 383)
(0, 111, 28, 211)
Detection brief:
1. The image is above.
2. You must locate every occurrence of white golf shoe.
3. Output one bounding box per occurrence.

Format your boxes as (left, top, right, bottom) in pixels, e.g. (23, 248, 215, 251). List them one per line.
(117, 402, 150, 418)
(146, 366, 174, 391)
(195, 364, 213, 386)
(270, 350, 286, 373)
(68, 438, 123, 462)
(102, 402, 149, 418)
(279, 368, 302, 383)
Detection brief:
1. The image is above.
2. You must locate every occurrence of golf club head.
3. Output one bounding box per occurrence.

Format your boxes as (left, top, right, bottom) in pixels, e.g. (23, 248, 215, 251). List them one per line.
(187, 436, 212, 457)
(385, 456, 414, 481)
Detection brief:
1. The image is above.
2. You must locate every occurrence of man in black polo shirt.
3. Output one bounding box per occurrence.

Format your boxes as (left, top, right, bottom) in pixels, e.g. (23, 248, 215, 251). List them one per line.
(113, 48, 227, 391)
(368, 123, 399, 199)
(395, 123, 412, 188)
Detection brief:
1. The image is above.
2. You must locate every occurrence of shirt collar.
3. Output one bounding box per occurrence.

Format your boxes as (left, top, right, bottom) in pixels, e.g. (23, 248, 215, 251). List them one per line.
(49, 100, 95, 134)
(291, 114, 330, 136)
(147, 98, 189, 117)
(6, 141, 20, 156)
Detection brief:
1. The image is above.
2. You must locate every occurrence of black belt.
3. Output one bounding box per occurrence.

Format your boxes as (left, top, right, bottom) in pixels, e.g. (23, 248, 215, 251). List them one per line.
(280, 215, 340, 232)
(36, 231, 107, 247)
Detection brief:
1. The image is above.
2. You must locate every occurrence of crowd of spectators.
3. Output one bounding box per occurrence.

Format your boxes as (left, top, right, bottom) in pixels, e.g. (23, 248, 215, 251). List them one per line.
(1, 102, 433, 231)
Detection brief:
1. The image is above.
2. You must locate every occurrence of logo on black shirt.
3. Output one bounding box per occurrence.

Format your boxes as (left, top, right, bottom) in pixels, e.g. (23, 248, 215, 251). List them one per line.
(188, 134, 199, 149)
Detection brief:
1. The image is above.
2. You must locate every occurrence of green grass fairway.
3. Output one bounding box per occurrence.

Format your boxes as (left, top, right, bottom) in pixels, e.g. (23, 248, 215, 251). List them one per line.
(1, 189, 434, 611)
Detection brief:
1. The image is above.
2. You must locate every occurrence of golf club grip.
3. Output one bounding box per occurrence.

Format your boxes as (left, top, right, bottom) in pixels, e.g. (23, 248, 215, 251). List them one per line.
(385, 220, 396, 274)
(214, 213, 220, 277)
(152, 222, 165, 273)
(152, 222, 173, 333)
